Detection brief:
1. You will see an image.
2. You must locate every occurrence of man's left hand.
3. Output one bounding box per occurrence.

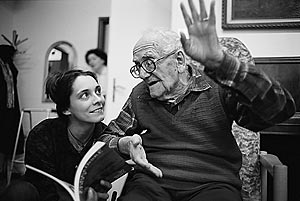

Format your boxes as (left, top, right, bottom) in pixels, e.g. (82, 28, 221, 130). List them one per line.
(180, 0, 224, 70)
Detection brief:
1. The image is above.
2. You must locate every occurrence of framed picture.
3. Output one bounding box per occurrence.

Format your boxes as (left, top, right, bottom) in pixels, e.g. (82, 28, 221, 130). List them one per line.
(254, 56, 300, 135)
(222, 0, 300, 29)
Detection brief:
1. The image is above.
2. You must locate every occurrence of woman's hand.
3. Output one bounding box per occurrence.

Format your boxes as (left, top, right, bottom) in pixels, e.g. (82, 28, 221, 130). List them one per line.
(180, 0, 224, 70)
(118, 134, 162, 178)
(86, 180, 112, 201)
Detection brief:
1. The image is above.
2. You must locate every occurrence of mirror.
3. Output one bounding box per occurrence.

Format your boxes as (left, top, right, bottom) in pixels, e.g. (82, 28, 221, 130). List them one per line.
(42, 41, 77, 102)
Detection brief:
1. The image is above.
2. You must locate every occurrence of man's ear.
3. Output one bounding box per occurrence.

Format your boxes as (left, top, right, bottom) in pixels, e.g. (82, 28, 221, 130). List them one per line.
(176, 51, 186, 73)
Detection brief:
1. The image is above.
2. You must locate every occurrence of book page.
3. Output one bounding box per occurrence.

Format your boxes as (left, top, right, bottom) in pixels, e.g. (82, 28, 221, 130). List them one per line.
(25, 164, 76, 201)
(74, 141, 132, 201)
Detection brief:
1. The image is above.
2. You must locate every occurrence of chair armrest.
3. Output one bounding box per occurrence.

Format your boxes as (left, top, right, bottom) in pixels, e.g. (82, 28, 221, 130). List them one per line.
(259, 152, 286, 176)
(259, 151, 288, 201)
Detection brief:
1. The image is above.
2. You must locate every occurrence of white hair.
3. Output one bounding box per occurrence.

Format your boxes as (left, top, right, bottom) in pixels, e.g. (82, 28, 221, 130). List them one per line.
(133, 28, 183, 56)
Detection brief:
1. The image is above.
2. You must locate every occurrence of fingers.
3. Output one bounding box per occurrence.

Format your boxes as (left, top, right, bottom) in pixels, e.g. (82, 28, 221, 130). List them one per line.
(86, 187, 109, 201)
(129, 143, 145, 161)
(129, 142, 163, 178)
(134, 156, 163, 178)
(183, 0, 214, 23)
(86, 186, 110, 201)
(180, 32, 190, 51)
(86, 181, 111, 201)
(148, 163, 163, 178)
(131, 134, 142, 145)
(100, 180, 112, 191)
(96, 192, 109, 200)
(180, 32, 187, 45)
(209, 0, 216, 25)
(86, 188, 97, 201)
(188, 0, 199, 22)
(180, 3, 192, 28)
(199, 0, 208, 20)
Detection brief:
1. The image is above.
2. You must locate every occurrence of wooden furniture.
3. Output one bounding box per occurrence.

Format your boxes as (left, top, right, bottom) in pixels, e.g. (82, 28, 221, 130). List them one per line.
(255, 56, 300, 200)
(260, 152, 287, 201)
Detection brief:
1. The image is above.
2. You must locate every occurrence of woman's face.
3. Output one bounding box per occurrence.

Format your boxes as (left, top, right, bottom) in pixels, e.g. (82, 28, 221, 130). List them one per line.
(67, 75, 105, 124)
(87, 53, 105, 72)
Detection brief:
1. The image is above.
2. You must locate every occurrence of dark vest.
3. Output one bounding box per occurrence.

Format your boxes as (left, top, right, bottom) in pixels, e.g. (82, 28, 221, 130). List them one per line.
(130, 77, 242, 190)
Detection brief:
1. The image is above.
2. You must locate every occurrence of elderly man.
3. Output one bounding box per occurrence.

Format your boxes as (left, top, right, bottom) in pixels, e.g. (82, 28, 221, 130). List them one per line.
(100, 0, 296, 200)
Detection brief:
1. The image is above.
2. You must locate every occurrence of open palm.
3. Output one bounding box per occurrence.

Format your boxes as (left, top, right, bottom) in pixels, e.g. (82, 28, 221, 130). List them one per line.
(180, 0, 223, 69)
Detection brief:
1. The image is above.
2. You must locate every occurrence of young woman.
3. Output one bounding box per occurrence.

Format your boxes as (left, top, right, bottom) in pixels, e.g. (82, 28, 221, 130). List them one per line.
(1, 70, 111, 201)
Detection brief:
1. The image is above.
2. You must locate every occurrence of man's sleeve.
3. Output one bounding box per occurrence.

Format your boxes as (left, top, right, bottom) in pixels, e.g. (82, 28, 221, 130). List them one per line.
(99, 97, 140, 153)
(205, 52, 296, 132)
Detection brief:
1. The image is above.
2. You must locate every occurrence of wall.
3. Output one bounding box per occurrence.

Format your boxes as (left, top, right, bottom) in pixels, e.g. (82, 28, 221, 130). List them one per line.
(1, 0, 299, 124)
(0, 0, 111, 117)
(171, 0, 300, 57)
(0, 2, 14, 40)
(104, 0, 172, 123)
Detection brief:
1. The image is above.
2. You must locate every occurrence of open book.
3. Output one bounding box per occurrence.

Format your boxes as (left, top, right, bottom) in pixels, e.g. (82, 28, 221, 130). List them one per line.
(26, 141, 133, 201)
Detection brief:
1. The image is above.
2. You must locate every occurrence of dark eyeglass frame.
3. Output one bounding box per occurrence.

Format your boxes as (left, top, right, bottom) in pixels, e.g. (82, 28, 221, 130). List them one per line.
(130, 49, 178, 78)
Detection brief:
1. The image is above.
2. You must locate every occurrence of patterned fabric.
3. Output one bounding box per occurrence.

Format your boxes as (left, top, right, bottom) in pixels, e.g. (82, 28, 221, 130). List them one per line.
(232, 122, 261, 201)
(220, 37, 260, 201)
(219, 37, 255, 64)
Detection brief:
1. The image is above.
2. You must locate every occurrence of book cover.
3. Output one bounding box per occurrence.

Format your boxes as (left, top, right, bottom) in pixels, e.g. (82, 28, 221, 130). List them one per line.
(26, 141, 133, 201)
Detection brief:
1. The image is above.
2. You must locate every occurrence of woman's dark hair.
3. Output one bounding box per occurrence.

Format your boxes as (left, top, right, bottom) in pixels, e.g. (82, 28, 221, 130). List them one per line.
(85, 48, 107, 65)
(45, 69, 98, 117)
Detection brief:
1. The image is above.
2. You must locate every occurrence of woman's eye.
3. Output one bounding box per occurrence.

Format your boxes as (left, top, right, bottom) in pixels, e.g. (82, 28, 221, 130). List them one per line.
(80, 92, 89, 99)
(96, 88, 101, 95)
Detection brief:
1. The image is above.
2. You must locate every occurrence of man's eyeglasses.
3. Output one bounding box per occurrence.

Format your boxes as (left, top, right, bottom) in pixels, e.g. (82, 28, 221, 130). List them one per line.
(130, 49, 178, 78)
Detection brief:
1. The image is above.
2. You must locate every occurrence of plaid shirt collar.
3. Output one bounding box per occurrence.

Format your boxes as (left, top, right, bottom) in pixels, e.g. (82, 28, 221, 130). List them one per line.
(168, 72, 211, 106)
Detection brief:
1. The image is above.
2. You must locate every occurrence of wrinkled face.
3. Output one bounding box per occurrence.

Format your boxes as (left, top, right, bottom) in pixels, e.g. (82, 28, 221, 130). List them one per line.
(87, 53, 105, 71)
(67, 75, 105, 124)
(133, 48, 180, 101)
